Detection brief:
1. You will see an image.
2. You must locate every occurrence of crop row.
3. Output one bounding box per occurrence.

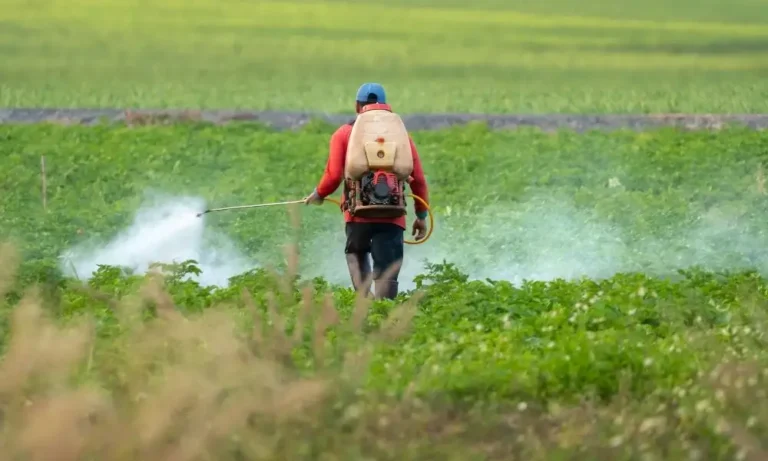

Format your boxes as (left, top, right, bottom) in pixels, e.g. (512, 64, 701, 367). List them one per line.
(2, 121, 767, 284)
(1, 247, 768, 459)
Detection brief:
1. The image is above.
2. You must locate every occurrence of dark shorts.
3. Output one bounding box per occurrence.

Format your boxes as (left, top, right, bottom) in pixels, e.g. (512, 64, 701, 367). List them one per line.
(345, 222, 404, 280)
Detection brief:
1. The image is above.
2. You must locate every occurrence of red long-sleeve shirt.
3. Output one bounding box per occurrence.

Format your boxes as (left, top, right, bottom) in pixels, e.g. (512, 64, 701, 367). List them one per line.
(315, 103, 429, 230)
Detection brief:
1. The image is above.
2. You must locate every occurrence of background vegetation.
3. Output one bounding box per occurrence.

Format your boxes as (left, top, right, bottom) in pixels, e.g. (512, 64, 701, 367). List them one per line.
(2, 0, 768, 112)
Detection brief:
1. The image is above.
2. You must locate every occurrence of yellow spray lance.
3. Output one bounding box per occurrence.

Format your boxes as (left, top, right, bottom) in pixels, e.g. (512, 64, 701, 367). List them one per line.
(196, 193, 434, 245)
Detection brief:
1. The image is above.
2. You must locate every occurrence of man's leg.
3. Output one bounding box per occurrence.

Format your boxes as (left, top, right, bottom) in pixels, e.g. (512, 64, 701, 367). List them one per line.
(370, 223, 404, 300)
(344, 222, 373, 293)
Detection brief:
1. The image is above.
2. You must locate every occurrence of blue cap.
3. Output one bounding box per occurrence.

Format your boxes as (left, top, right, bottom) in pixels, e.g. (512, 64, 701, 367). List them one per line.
(356, 82, 386, 104)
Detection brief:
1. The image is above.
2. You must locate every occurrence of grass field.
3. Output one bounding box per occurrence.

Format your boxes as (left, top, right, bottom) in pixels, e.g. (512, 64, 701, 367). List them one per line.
(2, 0, 768, 112)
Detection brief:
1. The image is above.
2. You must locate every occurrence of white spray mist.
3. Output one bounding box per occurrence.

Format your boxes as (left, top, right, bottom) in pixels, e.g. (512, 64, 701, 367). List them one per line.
(300, 193, 768, 291)
(299, 196, 626, 291)
(60, 192, 768, 292)
(60, 195, 255, 287)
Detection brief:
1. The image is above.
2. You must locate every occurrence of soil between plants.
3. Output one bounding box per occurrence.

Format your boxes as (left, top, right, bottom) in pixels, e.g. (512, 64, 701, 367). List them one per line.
(2, 108, 768, 131)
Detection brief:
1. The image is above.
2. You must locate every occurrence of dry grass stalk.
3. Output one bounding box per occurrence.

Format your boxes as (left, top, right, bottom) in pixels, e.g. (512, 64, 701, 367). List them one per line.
(0, 240, 386, 460)
(756, 163, 766, 195)
(40, 155, 47, 210)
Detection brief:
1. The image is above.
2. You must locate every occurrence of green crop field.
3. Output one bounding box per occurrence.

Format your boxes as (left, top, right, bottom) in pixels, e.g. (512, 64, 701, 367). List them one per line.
(3, 120, 768, 459)
(2, 0, 768, 112)
(3, 0, 768, 458)
(3, 121, 768, 281)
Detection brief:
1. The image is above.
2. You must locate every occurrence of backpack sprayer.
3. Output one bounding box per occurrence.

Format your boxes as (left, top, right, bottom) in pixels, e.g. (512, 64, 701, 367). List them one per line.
(196, 193, 434, 245)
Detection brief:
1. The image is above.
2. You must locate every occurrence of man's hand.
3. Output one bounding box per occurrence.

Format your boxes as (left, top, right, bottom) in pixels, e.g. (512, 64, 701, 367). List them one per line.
(304, 188, 324, 205)
(412, 218, 427, 241)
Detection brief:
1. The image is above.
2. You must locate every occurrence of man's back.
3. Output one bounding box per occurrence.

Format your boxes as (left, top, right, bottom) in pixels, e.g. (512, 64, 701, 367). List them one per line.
(316, 103, 429, 230)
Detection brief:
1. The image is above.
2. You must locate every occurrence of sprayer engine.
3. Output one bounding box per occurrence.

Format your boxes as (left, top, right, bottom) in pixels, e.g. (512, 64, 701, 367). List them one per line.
(360, 171, 402, 206)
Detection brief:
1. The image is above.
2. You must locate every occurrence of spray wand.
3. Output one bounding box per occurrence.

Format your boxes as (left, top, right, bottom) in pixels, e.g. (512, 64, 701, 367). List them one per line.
(195, 200, 304, 217)
(196, 194, 434, 245)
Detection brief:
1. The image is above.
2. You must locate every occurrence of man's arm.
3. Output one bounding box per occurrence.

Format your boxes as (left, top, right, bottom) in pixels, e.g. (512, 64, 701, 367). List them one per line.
(407, 137, 429, 219)
(315, 126, 350, 197)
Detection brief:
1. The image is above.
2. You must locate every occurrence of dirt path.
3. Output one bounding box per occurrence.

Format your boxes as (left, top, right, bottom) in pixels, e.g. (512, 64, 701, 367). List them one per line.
(2, 108, 767, 131)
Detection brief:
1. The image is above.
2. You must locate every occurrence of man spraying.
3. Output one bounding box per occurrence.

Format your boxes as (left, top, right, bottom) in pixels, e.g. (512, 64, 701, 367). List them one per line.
(304, 83, 430, 300)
